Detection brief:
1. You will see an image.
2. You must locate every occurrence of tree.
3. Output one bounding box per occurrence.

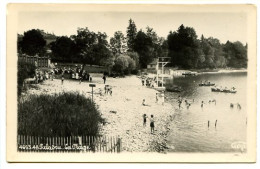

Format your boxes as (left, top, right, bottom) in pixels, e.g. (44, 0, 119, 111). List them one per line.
(113, 55, 129, 75)
(223, 41, 247, 68)
(112, 54, 136, 75)
(50, 36, 75, 62)
(20, 29, 46, 56)
(110, 31, 128, 55)
(100, 56, 115, 75)
(71, 28, 111, 69)
(167, 25, 200, 68)
(127, 51, 139, 69)
(146, 27, 167, 59)
(126, 19, 137, 52)
(133, 30, 154, 68)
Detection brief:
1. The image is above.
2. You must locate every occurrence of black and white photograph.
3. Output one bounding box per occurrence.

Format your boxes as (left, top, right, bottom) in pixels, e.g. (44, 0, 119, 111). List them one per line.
(6, 3, 256, 162)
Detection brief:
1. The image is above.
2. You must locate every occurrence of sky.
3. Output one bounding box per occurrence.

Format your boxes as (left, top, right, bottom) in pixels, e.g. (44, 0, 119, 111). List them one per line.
(18, 11, 247, 45)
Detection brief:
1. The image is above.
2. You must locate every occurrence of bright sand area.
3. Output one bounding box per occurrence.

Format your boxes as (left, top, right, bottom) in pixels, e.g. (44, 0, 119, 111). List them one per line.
(25, 74, 175, 152)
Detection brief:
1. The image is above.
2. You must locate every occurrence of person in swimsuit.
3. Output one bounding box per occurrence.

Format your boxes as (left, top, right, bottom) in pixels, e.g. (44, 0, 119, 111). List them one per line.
(150, 115, 155, 134)
(143, 114, 147, 126)
(61, 75, 64, 85)
(201, 101, 205, 108)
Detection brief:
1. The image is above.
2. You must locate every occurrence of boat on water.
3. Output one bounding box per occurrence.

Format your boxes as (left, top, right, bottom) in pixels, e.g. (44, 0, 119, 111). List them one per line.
(211, 87, 237, 93)
(166, 86, 182, 92)
(182, 71, 197, 76)
(154, 86, 166, 92)
(199, 82, 215, 86)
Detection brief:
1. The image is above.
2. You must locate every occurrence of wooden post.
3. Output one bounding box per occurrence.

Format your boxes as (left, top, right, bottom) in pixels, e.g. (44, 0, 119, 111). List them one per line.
(89, 84, 96, 102)
(63, 137, 66, 152)
(70, 136, 72, 147)
(92, 136, 95, 152)
(17, 135, 20, 151)
(102, 137, 104, 152)
(110, 137, 113, 153)
(87, 136, 90, 152)
(113, 137, 116, 152)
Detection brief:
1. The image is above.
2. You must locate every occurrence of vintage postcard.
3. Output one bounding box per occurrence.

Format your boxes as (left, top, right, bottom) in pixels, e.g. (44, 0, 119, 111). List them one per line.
(6, 4, 256, 162)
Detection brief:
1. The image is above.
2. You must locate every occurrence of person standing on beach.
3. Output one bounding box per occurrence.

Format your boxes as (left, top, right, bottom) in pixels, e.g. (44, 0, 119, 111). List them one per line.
(61, 75, 64, 85)
(161, 92, 165, 105)
(143, 114, 147, 127)
(150, 115, 155, 134)
(79, 76, 82, 84)
(156, 93, 158, 103)
(103, 74, 106, 84)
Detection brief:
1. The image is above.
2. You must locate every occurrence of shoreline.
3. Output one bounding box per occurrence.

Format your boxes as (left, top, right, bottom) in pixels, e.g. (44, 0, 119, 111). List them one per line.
(23, 75, 175, 152)
(197, 69, 247, 74)
(181, 68, 247, 74)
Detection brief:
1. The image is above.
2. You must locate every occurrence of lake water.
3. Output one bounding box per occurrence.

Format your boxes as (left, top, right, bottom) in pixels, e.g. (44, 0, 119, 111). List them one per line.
(165, 72, 247, 152)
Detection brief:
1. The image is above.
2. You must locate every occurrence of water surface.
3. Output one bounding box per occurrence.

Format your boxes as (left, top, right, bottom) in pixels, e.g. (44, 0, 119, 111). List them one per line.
(165, 72, 247, 152)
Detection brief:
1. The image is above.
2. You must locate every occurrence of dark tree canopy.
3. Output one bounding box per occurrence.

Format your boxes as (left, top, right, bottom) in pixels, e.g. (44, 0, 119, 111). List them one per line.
(20, 29, 46, 56)
(18, 22, 247, 71)
(110, 31, 128, 55)
(71, 28, 112, 66)
(133, 30, 154, 68)
(167, 25, 200, 68)
(50, 36, 75, 62)
(223, 41, 247, 68)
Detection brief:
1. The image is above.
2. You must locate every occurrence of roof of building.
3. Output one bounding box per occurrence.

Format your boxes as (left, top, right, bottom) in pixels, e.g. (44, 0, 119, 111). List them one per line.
(148, 58, 157, 65)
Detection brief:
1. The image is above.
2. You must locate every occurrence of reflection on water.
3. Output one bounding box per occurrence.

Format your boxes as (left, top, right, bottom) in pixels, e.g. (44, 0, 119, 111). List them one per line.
(165, 72, 247, 152)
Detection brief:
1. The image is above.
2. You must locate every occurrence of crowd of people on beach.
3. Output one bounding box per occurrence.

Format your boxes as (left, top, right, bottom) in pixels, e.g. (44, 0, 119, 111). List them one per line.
(54, 66, 94, 82)
(141, 76, 164, 88)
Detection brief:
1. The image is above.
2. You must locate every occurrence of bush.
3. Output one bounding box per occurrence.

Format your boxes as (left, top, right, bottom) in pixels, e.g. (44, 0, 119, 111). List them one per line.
(18, 92, 104, 137)
(18, 60, 36, 96)
(113, 54, 136, 75)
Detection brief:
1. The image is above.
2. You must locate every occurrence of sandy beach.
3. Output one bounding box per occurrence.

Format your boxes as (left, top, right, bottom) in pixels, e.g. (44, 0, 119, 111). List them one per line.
(24, 74, 175, 152)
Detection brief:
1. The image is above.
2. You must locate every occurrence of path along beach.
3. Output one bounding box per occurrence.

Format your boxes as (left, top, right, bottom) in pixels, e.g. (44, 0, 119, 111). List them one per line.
(24, 74, 175, 152)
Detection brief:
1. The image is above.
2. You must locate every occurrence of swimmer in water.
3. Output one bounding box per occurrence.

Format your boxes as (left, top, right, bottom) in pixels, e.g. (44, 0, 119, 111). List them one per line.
(230, 103, 234, 108)
(201, 101, 205, 108)
(187, 103, 191, 109)
(212, 99, 216, 105)
(237, 103, 241, 110)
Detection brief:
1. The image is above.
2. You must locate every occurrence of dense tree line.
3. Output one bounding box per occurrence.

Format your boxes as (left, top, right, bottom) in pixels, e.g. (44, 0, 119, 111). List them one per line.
(18, 21, 248, 75)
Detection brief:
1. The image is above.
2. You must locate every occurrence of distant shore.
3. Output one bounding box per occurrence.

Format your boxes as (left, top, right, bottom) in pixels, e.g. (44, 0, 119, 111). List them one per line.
(194, 68, 247, 74)
(166, 68, 247, 77)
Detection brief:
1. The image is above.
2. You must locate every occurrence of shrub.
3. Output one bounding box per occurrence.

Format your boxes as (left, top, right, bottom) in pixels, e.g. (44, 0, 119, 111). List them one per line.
(113, 54, 136, 75)
(18, 60, 36, 96)
(18, 92, 103, 137)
